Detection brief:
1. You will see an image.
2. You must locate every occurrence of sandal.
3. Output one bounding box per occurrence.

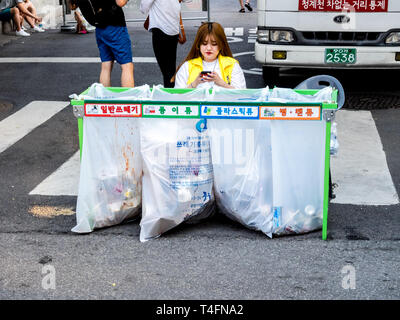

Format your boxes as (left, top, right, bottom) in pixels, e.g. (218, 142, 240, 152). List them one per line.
(239, 8, 245, 13)
(245, 3, 253, 11)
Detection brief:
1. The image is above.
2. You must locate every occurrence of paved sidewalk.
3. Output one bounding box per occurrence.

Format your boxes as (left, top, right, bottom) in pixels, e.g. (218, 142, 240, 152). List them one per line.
(0, 32, 15, 47)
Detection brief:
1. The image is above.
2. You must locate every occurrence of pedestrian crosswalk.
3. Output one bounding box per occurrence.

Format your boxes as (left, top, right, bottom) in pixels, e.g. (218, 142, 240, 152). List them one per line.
(0, 101, 69, 154)
(29, 151, 80, 196)
(331, 110, 399, 205)
(0, 101, 399, 205)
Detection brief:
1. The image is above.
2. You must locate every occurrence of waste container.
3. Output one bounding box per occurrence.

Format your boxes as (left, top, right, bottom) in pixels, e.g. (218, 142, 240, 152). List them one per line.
(71, 85, 338, 240)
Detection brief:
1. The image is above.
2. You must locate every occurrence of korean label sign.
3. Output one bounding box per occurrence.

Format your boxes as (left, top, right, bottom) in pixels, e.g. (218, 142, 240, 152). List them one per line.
(83, 103, 323, 120)
(298, 0, 388, 12)
(259, 106, 321, 120)
(200, 105, 259, 119)
(142, 104, 199, 118)
(84, 103, 141, 117)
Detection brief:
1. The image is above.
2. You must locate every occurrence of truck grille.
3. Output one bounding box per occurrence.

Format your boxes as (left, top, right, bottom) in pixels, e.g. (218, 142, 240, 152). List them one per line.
(300, 31, 383, 45)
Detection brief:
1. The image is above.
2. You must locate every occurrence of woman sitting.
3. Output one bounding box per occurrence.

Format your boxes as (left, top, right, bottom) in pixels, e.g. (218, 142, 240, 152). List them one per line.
(174, 22, 246, 89)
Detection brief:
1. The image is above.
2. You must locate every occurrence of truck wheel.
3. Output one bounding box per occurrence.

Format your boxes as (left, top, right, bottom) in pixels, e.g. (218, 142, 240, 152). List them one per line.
(262, 66, 279, 87)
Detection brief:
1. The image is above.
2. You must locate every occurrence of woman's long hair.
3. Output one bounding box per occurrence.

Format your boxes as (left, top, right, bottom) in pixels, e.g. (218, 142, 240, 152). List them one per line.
(171, 22, 233, 83)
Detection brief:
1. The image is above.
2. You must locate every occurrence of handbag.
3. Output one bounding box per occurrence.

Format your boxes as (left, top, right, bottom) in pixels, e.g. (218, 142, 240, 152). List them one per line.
(144, 15, 149, 30)
(178, 13, 186, 44)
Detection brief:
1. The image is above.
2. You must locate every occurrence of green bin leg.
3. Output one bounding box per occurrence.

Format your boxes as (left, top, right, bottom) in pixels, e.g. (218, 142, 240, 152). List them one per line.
(322, 120, 331, 240)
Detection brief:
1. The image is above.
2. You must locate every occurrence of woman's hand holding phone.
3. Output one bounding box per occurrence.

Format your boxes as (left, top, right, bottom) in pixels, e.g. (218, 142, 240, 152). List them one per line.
(188, 71, 224, 88)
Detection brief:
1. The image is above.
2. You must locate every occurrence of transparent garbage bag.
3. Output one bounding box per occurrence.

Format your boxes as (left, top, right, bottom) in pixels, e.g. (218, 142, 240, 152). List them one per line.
(267, 86, 333, 235)
(70, 83, 152, 101)
(210, 86, 270, 102)
(269, 86, 340, 156)
(207, 87, 273, 237)
(72, 117, 142, 233)
(71, 83, 148, 233)
(270, 121, 326, 235)
(268, 86, 333, 103)
(208, 120, 274, 237)
(139, 86, 214, 242)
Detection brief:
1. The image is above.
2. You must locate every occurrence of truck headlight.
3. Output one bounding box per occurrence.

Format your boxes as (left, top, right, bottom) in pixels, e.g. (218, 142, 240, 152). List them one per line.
(386, 32, 400, 44)
(257, 29, 269, 42)
(270, 30, 295, 43)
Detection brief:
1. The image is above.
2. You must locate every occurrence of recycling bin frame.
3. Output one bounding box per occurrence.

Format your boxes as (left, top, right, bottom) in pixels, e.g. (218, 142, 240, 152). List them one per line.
(71, 87, 338, 240)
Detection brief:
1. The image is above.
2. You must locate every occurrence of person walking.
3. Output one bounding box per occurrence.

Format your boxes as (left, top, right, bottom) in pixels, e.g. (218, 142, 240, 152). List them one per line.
(70, 0, 134, 87)
(173, 22, 246, 89)
(238, 0, 252, 13)
(140, 0, 182, 88)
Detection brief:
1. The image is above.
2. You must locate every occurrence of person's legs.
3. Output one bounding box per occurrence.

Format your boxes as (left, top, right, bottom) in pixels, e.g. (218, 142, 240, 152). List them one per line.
(3, 7, 30, 35)
(245, 0, 253, 11)
(238, 0, 245, 12)
(26, 1, 36, 15)
(74, 10, 87, 33)
(152, 28, 178, 88)
(97, 26, 134, 87)
(107, 26, 134, 87)
(4, 8, 22, 31)
(120, 62, 134, 87)
(99, 61, 114, 87)
(21, 1, 36, 28)
(96, 27, 115, 86)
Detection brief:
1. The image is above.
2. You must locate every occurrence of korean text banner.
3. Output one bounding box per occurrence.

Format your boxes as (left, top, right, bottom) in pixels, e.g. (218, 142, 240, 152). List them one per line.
(298, 0, 388, 12)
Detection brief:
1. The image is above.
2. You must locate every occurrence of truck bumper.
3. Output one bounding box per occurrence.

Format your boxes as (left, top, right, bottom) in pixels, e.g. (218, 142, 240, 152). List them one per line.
(255, 42, 400, 69)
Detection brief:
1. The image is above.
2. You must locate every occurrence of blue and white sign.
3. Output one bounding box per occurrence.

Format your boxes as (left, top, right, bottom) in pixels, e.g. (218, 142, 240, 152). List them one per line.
(200, 105, 259, 119)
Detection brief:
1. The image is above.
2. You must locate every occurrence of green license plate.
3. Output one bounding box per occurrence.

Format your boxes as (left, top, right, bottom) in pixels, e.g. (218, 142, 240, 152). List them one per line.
(325, 48, 356, 64)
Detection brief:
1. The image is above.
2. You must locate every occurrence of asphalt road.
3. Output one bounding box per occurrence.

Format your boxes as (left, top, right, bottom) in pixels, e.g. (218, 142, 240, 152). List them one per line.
(0, 0, 399, 302)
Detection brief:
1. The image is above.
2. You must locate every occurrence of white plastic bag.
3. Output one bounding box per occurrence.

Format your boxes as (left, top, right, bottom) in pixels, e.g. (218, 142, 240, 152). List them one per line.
(207, 87, 274, 237)
(270, 120, 326, 235)
(72, 117, 142, 233)
(71, 83, 148, 233)
(210, 87, 270, 102)
(268, 86, 333, 103)
(139, 86, 214, 242)
(208, 120, 274, 237)
(70, 83, 151, 101)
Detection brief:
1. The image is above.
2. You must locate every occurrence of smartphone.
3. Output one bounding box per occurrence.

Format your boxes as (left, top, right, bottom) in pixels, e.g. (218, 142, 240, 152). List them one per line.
(201, 71, 211, 76)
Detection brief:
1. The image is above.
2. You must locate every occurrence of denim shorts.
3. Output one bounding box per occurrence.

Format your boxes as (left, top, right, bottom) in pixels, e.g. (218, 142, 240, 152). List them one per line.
(0, 8, 12, 22)
(95, 25, 133, 65)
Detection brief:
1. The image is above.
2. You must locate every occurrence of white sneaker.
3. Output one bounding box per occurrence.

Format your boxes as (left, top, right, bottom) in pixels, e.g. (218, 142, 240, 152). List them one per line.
(21, 26, 27, 31)
(16, 29, 30, 37)
(31, 25, 45, 33)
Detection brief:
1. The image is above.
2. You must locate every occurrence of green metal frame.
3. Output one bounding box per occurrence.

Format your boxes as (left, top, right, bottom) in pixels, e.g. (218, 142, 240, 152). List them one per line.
(71, 87, 338, 240)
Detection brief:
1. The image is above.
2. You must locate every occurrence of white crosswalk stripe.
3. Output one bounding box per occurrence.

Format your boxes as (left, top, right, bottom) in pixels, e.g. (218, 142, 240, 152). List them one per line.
(0, 57, 157, 63)
(29, 151, 80, 196)
(0, 101, 69, 154)
(331, 110, 399, 205)
(0, 100, 398, 204)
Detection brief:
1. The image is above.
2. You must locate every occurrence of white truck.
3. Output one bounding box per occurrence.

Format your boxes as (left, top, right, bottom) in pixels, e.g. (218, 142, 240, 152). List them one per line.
(255, 0, 400, 84)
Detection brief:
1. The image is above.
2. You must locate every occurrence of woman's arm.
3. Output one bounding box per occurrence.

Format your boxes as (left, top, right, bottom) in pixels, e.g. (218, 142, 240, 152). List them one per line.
(174, 62, 199, 89)
(230, 63, 247, 89)
(174, 62, 188, 88)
